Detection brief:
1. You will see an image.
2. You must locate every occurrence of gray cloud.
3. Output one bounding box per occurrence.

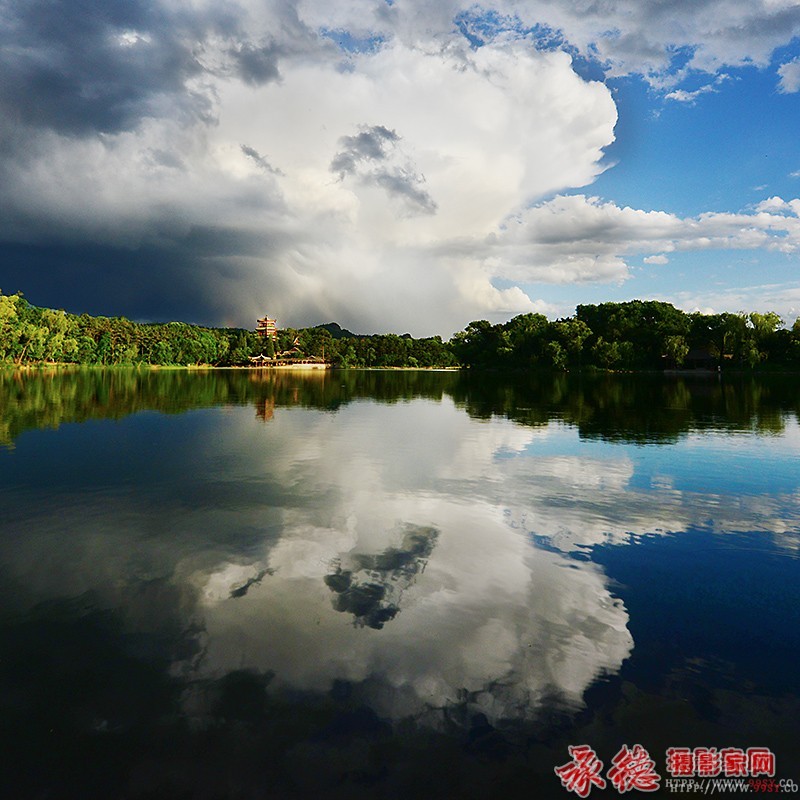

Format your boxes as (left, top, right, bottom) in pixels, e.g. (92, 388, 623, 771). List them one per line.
(303, 0, 800, 84)
(0, 0, 333, 139)
(552, 0, 800, 78)
(0, 0, 210, 136)
(229, 41, 283, 86)
(373, 169, 437, 215)
(331, 125, 436, 215)
(330, 125, 400, 176)
(147, 148, 186, 171)
(230, 0, 330, 79)
(241, 144, 284, 175)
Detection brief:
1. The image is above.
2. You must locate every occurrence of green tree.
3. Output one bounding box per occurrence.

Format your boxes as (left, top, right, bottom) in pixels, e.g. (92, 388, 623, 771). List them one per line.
(664, 335, 689, 367)
(592, 337, 621, 369)
(550, 318, 592, 367)
(546, 340, 567, 370)
(0, 292, 22, 360)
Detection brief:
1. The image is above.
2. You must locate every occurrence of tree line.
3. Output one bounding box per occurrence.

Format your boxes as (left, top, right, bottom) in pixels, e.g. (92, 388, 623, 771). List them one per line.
(0, 290, 257, 366)
(0, 290, 457, 368)
(3, 290, 800, 370)
(273, 325, 458, 368)
(451, 300, 800, 370)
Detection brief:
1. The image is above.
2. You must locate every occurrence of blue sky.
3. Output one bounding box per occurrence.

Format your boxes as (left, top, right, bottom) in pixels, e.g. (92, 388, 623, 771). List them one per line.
(515, 60, 800, 314)
(2, 0, 800, 336)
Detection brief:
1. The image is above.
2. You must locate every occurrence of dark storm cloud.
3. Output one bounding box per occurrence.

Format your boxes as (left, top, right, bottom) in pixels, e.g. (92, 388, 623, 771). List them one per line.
(0, 240, 212, 322)
(0, 220, 290, 326)
(0, 0, 210, 136)
(179, 225, 286, 258)
(0, 0, 311, 328)
(0, 0, 331, 138)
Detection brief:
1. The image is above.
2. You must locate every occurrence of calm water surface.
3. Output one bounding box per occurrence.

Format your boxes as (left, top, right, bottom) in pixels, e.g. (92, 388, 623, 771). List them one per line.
(1, 369, 799, 799)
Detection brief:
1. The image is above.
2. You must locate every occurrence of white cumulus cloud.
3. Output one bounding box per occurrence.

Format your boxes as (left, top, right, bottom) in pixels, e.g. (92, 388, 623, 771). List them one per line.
(778, 57, 800, 92)
(440, 194, 800, 292)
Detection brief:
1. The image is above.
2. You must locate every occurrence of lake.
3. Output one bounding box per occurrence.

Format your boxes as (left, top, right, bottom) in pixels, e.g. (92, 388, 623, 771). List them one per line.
(1, 368, 799, 799)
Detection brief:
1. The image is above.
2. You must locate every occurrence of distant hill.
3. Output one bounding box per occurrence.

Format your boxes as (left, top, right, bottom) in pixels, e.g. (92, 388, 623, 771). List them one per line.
(314, 322, 413, 340)
(314, 322, 364, 339)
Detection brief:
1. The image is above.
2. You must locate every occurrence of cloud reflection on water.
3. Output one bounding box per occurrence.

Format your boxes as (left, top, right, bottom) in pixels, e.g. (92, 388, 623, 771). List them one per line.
(191, 401, 634, 724)
(1, 377, 799, 732)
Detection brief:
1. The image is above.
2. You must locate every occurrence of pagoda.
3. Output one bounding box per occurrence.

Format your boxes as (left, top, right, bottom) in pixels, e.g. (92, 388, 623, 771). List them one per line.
(256, 315, 278, 340)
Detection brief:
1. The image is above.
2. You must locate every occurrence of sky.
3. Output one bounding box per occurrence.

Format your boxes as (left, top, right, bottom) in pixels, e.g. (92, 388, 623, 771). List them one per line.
(2, 0, 800, 337)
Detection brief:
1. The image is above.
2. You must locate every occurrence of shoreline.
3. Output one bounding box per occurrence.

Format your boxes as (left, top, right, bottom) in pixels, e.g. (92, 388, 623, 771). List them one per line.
(0, 362, 462, 372)
(4, 362, 800, 376)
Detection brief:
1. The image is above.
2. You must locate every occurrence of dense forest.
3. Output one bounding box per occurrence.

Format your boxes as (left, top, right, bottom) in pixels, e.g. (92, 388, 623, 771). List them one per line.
(2, 290, 800, 371)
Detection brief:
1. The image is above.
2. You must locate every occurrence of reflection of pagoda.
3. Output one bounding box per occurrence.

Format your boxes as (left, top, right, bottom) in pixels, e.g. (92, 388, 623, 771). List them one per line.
(256, 397, 275, 422)
(256, 315, 278, 340)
